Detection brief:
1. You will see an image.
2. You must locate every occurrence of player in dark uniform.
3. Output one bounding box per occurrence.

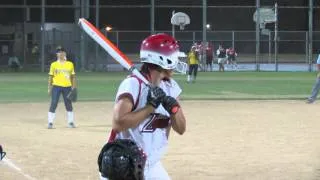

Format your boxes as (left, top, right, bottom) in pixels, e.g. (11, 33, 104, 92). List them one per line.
(216, 45, 226, 72)
(205, 42, 214, 72)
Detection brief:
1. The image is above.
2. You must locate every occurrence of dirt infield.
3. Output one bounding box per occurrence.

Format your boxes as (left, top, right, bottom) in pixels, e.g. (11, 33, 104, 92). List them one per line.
(1, 101, 320, 180)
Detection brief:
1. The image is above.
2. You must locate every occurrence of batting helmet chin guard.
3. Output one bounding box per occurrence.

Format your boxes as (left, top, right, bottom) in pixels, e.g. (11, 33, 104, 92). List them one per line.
(98, 139, 146, 180)
(140, 33, 181, 70)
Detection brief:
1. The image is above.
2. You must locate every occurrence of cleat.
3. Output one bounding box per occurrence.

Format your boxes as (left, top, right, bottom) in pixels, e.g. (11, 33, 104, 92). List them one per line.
(68, 122, 76, 128)
(48, 123, 53, 129)
(306, 98, 315, 104)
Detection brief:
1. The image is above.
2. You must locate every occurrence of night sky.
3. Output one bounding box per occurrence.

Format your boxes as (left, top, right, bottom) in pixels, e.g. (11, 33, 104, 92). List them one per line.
(0, 0, 320, 31)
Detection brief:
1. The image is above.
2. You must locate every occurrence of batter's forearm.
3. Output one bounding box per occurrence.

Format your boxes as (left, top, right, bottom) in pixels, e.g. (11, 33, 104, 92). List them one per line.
(170, 108, 186, 135)
(113, 105, 154, 132)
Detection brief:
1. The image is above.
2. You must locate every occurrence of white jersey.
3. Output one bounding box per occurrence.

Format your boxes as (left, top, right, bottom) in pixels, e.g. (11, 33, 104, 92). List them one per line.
(109, 76, 181, 170)
(316, 54, 320, 64)
(159, 78, 182, 99)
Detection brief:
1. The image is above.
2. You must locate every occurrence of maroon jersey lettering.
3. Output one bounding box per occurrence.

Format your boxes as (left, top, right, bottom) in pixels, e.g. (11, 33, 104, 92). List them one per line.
(141, 113, 170, 133)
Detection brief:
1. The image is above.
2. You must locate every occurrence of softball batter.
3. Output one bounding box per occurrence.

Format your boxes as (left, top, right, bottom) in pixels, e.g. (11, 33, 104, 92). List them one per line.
(101, 33, 186, 180)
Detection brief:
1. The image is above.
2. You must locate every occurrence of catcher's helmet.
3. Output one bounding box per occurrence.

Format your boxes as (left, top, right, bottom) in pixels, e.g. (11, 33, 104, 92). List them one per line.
(140, 33, 180, 70)
(98, 139, 146, 180)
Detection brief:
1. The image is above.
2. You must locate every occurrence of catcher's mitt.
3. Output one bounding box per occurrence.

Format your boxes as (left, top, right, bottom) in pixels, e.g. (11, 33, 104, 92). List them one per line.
(67, 88, 77, 102)
(98, 139, 146, 180)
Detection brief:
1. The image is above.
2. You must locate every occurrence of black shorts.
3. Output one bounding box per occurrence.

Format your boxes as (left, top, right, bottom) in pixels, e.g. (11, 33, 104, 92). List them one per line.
(206, 56, 213, 65)
(10, 63, 19, 69)
(228, 56, 236, 61)
(188, 64, 198, 75)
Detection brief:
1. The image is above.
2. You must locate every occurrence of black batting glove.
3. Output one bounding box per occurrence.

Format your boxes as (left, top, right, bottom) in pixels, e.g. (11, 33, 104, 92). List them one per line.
(147, 86, 166, 108)
(162, 96, 180, 115)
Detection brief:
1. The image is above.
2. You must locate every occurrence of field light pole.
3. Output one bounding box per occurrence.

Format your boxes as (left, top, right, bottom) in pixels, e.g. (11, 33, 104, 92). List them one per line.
(95, 0, 99, 71)
(80, 0, 85, 71)
(202, 0, 207, 71)
(202, 0, 207, 43)
(40, 0, 45, 72)
(255, 0, 260, 71)
(80, 0, 89, 71)
(308, 0, 313, 72)
(23, 0, 27, 68)
(151, 0, 155, 34)
(172, 10, 175, 37)
(275, 3, 278, 72)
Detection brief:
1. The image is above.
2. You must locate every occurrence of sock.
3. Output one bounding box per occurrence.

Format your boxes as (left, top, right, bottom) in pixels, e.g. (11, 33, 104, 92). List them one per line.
(48, 112, 55, 124)
(67, 111, 74, 123)
(187, 75, 191, 82)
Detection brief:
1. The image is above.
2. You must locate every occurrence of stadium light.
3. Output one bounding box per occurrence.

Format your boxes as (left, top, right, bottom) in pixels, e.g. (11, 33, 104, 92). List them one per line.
(206, 24, 211, 30)
(105, 26, 112, 32)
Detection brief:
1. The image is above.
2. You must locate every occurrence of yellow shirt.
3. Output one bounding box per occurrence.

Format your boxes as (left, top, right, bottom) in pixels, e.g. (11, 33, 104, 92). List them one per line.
(49, 60, 75, 87)
(188, 51, 199, 65)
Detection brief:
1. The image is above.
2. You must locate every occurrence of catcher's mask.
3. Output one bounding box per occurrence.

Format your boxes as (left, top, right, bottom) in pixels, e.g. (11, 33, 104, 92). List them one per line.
(98, 139, 146, 180)
(0, 145, 6, 160)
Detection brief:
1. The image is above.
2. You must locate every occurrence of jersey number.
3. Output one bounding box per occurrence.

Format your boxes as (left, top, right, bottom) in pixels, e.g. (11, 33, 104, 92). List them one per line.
(141, 113, 170, 133)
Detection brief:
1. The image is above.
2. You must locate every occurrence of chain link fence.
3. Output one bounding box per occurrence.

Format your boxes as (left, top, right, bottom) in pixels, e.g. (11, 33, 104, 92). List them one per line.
(0, 1, 319, 72)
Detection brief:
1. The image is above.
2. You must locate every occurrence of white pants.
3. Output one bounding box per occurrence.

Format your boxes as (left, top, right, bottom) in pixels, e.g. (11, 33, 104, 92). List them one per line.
(144, 161, 170, 180)
(99, 161, 170, 180)
(218, 58, 226, 64)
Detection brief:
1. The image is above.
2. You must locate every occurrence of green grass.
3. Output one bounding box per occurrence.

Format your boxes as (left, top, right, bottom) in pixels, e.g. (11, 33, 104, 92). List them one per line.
(0, 72, 316, 103)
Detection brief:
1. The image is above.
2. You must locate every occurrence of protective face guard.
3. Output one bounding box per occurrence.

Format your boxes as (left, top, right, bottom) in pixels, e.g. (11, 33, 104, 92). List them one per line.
(175, 61, 188, 74)
(140, 45, 187, 74)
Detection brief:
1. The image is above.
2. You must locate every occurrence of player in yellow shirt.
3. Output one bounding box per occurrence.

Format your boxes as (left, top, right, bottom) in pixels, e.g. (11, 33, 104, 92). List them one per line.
(187, 46, 199, 83)
(47, 47, 77, 129)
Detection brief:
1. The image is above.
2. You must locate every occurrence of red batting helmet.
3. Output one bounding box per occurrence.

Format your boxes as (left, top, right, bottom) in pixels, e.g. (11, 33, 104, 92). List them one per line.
(140, 33, 180, 70)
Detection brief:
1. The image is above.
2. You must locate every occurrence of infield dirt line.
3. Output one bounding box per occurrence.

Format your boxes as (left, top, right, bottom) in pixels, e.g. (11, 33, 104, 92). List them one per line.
(1, 157, 37, 180)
